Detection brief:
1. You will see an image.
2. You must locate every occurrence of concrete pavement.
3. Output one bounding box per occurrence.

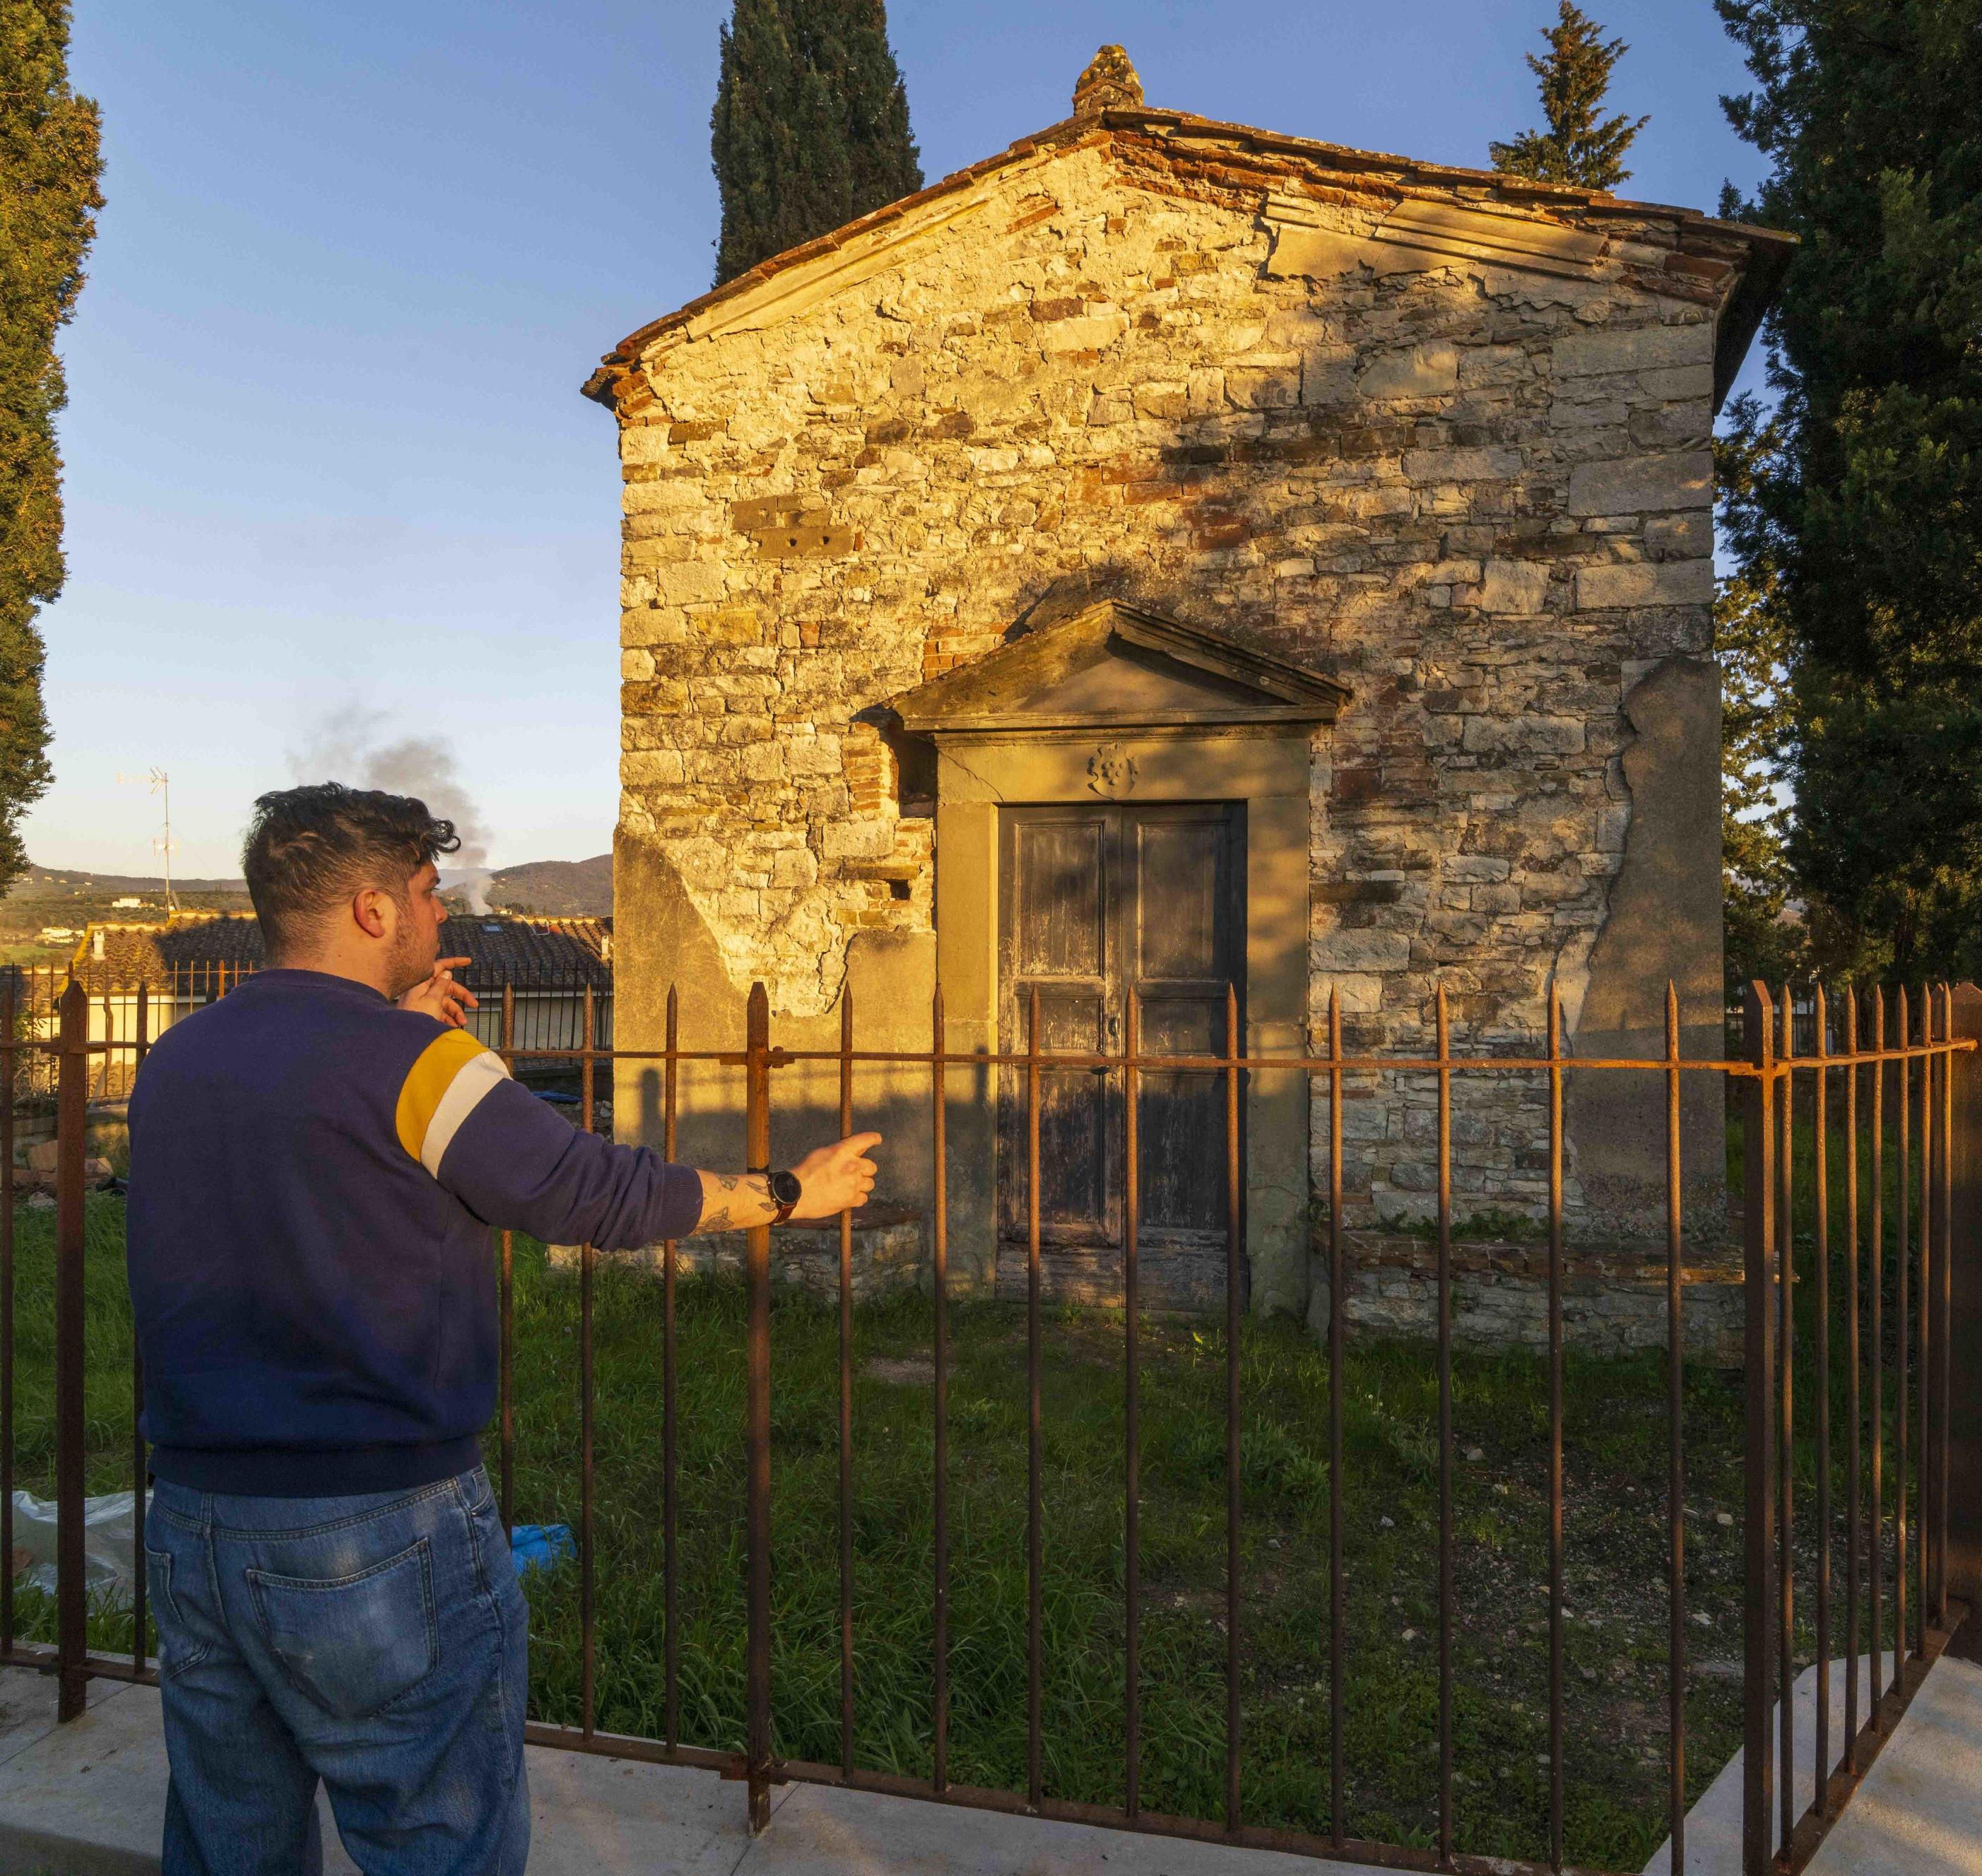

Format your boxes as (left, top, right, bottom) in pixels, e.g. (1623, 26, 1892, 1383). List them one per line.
(10, 1655, 1982, 1875)
(0, 1666, 1360, 1876)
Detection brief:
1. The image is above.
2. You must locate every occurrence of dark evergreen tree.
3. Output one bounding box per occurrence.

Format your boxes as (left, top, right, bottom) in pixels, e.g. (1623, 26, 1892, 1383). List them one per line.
(1490, 2, 1648, 190)
(0, 0, 99, 891)
(710, 0, 922, 288)
(1715, 407, 1808, 994)
(1717, 0, 1982, 983)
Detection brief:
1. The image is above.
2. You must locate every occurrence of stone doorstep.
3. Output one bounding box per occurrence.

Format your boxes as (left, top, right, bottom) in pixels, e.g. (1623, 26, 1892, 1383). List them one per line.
(0, 1667, 1362, 1876)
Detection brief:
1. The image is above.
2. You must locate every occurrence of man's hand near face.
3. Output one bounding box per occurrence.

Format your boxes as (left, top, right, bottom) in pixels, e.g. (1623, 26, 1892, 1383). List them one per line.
(399, 956, 478, 1028)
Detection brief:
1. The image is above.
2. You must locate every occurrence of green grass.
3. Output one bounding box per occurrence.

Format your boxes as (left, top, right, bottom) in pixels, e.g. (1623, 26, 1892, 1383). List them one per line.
(0, 1191, 1920, 1872)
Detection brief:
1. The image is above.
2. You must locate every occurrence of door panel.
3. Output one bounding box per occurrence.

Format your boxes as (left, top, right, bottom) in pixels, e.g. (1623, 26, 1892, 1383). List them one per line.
(1011, 818, 1107, 977)
(999, 810, 1119, 1246)
(998, 803, 1244, 1270)
(1133, 816, 1225, 981)
(1126, 808, 1241, 1245)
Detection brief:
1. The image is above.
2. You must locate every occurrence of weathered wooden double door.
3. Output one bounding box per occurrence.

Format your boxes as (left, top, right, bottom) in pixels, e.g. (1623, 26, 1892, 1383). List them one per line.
(996, 803, 1245, 1307)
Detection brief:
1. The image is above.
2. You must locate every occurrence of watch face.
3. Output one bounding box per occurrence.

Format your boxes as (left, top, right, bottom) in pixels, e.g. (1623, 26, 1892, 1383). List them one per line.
(769, 1169, 803, 1208)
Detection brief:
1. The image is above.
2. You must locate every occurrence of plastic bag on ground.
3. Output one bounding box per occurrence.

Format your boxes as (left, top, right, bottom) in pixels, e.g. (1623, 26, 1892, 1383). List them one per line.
(8, 1489, 146, 1604)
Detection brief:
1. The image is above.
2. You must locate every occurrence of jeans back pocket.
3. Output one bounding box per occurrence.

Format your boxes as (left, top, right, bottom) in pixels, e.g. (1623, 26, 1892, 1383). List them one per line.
(246, 1536, 439, 1721)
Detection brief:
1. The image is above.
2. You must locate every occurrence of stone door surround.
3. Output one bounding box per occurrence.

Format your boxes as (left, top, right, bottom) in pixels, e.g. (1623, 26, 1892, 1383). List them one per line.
(886, 599, 1345, 1315)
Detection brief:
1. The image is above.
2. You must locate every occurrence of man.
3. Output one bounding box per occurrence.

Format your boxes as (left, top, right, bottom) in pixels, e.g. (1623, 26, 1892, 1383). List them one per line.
(126, 783, 879, 1876)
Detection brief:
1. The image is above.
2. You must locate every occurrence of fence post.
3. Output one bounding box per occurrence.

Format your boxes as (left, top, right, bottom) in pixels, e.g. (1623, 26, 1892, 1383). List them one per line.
(1742, 982, 1779, 1875)
(1943, 984, 1982, 1656)
(54, 981, 88, 1720)
(1, 971, 16, 1658)
(743, 982, 773, 1833)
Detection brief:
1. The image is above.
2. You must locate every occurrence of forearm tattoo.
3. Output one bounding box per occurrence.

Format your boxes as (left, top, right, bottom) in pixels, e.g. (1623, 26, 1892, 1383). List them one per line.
(688, 1171, 778, 1235)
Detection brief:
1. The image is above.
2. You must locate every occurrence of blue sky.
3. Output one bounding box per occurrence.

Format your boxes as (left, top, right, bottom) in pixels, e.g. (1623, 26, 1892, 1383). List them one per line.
(35, 0, 1771, 878)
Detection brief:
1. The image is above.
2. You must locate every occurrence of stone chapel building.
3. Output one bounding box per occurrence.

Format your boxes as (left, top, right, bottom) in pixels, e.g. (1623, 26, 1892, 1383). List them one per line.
(584, 48, 1793, 1320)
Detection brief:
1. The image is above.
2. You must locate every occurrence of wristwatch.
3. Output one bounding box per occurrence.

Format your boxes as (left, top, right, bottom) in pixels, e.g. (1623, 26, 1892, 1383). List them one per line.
(765, 1169, 803, 1225)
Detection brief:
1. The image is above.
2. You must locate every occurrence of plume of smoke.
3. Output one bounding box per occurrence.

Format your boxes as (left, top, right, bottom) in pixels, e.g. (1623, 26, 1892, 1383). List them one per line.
(288, 704, 494, 912)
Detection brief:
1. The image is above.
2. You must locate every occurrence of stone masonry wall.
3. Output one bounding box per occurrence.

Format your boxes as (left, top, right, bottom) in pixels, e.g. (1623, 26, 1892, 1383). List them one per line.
(606, 126, 1733, 1239)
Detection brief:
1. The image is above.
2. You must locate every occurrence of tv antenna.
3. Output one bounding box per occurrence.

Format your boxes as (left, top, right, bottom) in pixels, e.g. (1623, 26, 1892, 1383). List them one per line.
(115, 768, 178, 913)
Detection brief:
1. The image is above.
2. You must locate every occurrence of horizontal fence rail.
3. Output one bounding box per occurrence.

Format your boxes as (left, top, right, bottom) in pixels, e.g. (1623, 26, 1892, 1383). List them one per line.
(3, 971, 1976, 1876)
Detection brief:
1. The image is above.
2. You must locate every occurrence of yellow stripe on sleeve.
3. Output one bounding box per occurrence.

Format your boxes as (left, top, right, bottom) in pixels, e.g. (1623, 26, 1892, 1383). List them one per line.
(395, 1028, 497, 1165)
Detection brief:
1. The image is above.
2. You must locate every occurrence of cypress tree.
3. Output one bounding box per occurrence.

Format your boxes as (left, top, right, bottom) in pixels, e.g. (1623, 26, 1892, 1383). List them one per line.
(710, 0, 922, 288)
(1717, 0, 1982, 981)
(1490, 2, 1648, 191)
(0, 0, 99, 892)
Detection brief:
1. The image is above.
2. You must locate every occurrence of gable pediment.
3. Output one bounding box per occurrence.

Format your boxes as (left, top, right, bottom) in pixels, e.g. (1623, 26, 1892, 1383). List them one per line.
(585, 90, 1794, 415)
(887, 601, 1349, 736)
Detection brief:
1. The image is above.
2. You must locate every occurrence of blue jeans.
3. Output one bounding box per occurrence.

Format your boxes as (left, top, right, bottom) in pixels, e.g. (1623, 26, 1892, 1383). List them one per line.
(145, 1464, 529, 1876)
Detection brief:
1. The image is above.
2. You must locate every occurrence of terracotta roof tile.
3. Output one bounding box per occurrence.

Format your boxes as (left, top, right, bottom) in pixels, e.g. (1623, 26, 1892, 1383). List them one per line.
(67, 914, 612, 993)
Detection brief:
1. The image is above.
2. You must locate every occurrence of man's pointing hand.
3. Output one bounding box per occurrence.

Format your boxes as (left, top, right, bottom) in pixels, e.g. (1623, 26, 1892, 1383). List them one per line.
(789, 1133, 883, 1219)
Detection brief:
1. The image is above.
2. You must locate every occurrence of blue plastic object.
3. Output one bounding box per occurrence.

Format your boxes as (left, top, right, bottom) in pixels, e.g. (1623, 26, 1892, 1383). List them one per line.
(509, 1523, 575, 1573)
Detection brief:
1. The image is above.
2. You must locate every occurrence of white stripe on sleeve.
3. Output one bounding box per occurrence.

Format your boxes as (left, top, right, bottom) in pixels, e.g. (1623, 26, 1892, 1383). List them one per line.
(419, 1048, 512, 1176)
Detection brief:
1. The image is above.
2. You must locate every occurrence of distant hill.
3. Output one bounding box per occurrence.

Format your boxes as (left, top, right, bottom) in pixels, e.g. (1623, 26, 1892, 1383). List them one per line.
(8, 866, 248, 899)
(2, 852, 613, 946)
(0, 867, 252, 954)
(478, 854, 611, 918)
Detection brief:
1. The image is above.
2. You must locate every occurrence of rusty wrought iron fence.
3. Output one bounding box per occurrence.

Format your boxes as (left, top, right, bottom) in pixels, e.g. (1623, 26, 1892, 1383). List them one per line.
(3, 972, 1977, 1876)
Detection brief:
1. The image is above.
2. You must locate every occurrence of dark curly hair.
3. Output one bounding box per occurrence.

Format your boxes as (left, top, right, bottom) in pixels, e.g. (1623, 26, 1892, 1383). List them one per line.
(242, 783, 460, 958)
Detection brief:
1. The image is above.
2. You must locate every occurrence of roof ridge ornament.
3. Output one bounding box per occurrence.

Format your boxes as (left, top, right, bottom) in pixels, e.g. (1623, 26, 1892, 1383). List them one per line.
(1073, 44, 1142, 117)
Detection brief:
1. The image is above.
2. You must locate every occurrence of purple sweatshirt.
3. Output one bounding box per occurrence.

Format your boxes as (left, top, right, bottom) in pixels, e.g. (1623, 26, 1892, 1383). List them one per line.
(126, 967, 702, 1494)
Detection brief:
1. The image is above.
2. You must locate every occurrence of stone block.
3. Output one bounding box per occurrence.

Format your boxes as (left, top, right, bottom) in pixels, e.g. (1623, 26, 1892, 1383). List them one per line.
(1186, 367, 1226, 415)
(769, 848, 818, 887)
(1039, 312, 1129, 353)
(786, 734, 843, 775)
(1322, 973, 1386, 1014)
(732, 493, 820, 531)
(1551, 323, 1713, 379)
(1339, 1099, 1390, 1140)
(1132, 381, 1188, 419)
(1644, 512, 1711, 560)
(1475, 559, 1551, 614)
(748, 521, 858, 560)
(1357, 343, 1459, 399)
(1460, 715, 1586, 755)
(1567, 452, 1713, 517)
(620, 427, 673, 465)
(1576, 559, 1715, 609)
(700, 604, 762, 645)
(1299, 347, 1359, 404)
(1635, 364, 1716, 403)
(1629, 404, 1711, 451)
(822, 820, 894, 861)
(1446, 854, 1511, 883)
(1088, 387, 1133, 425)
(621, 750, 686, 787)
(1403, 446, 1523, 484)
(1311, 927, 1412, 972)
(1227, 365, 1302, 409)
(650, 560, 728, 605)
